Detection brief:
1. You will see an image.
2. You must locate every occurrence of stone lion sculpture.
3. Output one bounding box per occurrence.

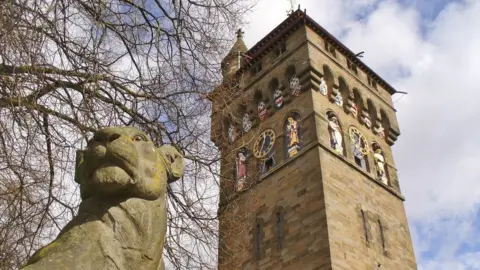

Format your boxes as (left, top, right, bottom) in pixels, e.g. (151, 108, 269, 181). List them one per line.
(23, 127, 184, 270)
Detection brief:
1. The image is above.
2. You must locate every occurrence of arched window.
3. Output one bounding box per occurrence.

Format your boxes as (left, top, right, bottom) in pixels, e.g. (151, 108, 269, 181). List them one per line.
(379, 109, 391, 140)
(323, 65, 334, 97)
(286, 66, 301, 97)
(336, 77, 349, 108)
(326, 111, 344, 155)
(269, 78, 284, 109)
(254, 220, 264, 260)
(371, 143, 389, 185)
(235, 147, 249, 192)
(284, 112, 302, 159)
(349, 126, 369, 171)
(275, 207, 285, 250)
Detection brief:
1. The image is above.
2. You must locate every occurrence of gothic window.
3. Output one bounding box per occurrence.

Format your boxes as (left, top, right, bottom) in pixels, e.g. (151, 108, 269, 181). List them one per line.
(327, 111, 344, 155)
(325, 41, 337, 58)
(378, 219, 387, 254)
(253, 129, 276, 176)
(347, 59, 358, 75)
(284, 112, 302, 159)
(349, 126, 369, 171)
(372, 143, 389, 186)
(273, 41, 287, 58)
(255, 221, 263, 259)
(235, 148, 249, 192)
(251, 62, 262, 76)
(361, 209, 369, 245)
(286, 66, 301, 97)
(275, 208, 285, 250)
(368, 77, 378, 90)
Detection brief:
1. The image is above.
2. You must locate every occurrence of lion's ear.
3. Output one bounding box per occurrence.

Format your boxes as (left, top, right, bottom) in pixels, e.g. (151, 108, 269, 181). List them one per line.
(158, 145, 185, 183)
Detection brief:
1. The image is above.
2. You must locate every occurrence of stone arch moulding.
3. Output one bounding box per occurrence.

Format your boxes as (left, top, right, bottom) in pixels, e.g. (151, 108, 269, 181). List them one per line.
(322, 64, 335, 98)
(284, 111, 302, 159)
(326, 110, 345, 156)
(337, 76, 350, 109)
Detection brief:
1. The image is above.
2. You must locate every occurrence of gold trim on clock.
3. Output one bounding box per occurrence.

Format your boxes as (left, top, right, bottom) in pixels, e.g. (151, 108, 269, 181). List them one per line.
(253, 129, 276, 159)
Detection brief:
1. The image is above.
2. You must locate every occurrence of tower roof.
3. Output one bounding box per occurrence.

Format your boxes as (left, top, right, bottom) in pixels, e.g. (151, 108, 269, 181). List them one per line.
(236, 9, 397, 95)
(221, 29, 248, 65)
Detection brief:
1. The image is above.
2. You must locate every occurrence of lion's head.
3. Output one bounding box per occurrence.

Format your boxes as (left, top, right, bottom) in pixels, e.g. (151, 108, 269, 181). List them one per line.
(74, 127, 184, 200)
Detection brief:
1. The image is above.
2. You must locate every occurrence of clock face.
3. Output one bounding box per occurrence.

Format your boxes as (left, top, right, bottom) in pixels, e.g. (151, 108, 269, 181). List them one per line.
(349, 126, 369, 155)
(253, 129, 276, 159)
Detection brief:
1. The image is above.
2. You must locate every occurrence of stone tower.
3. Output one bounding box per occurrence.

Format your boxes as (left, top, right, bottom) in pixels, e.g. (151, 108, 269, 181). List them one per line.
(210, 9, 417, 270)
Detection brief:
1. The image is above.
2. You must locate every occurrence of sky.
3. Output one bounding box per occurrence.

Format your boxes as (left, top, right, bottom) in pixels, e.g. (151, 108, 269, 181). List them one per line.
(240, 0, 480, 269)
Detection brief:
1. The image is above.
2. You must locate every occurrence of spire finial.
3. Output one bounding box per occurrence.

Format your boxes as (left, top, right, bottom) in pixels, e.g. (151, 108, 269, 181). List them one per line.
(236, 28, 244, 39)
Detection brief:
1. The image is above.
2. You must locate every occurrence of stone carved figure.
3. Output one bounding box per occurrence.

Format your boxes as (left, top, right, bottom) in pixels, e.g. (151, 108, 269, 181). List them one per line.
(334, 92, 343, 107)
(228, 122, 236, 142)
(290, 75, 301, 97)
(349, 103, 358, 118)
(327, 113, 343, 155)
(374, 122, 385, 139)
(258, 101, 267, 121)
(273, 88, 284, 109)
(361, 114, 372, 129)
(235, 149, 248, 191)
(23, 127, 184, 270)
(243, 113, 252, 132)
(285, 116, 300, 158)
(373, 147, 388, 185)
(319, 77, 327, 96)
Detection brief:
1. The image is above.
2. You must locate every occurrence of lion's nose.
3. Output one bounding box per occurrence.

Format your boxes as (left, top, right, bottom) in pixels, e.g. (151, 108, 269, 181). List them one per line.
(108, 133, 121, 143)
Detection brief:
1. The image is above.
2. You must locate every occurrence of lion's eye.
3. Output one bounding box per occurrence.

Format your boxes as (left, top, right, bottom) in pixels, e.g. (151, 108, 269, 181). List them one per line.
(132, 134, 147, 142)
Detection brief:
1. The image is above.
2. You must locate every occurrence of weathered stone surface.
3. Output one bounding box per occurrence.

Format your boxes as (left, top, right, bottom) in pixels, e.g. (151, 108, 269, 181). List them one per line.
(23, 127, 184, 270)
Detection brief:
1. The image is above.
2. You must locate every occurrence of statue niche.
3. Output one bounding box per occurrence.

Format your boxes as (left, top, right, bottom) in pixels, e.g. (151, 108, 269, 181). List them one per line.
(285, 112, 302, 159)
(327, 112, 344, 155)
(23, 127, 185, 270)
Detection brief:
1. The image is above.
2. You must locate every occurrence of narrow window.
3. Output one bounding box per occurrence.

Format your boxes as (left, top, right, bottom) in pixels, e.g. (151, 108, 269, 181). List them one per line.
(274, 42, 287, 58)
(361, 209, 369, 245)
(255, 222, 262, 259)
(347, 60, 358, 75)
(276, 210, 284, 250)
(378, 219, 387, 254)
(325, 41, 337, 57)
(251, 62, 262, 76)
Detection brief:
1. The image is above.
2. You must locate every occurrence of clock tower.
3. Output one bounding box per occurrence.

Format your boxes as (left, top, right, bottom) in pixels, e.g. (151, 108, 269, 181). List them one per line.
(210, 9, 417, 269)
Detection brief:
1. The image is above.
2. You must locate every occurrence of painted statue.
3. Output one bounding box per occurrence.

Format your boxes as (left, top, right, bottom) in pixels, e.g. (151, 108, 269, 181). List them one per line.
(349, 103, 358, 118)
(286, 116, 300, 158)
(373, 148, 388, 185)
(290, 75, 301, 97)
(350, 128, 368, 170)
(243, 113, 252, 132)
(273, 88, 284, 109)
(319, 77, 327, 96)
(235, 149, 248, 191)
(328, 114, 343, 154)
(258, 101, 267, 121)
(228, 123, 236, 142)
(362, 114, 372, 129)
(334, 92, 343, 107)
(374, 123, 385, 139)
(23, 127, 185, 270)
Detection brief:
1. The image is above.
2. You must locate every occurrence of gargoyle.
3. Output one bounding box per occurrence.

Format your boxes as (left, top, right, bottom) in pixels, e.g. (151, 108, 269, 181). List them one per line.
(23, 127, 184, 270)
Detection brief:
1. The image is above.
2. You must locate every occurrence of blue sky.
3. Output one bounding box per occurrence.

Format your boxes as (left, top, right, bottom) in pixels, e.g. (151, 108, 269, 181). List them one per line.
(243, 0, 480, 268)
